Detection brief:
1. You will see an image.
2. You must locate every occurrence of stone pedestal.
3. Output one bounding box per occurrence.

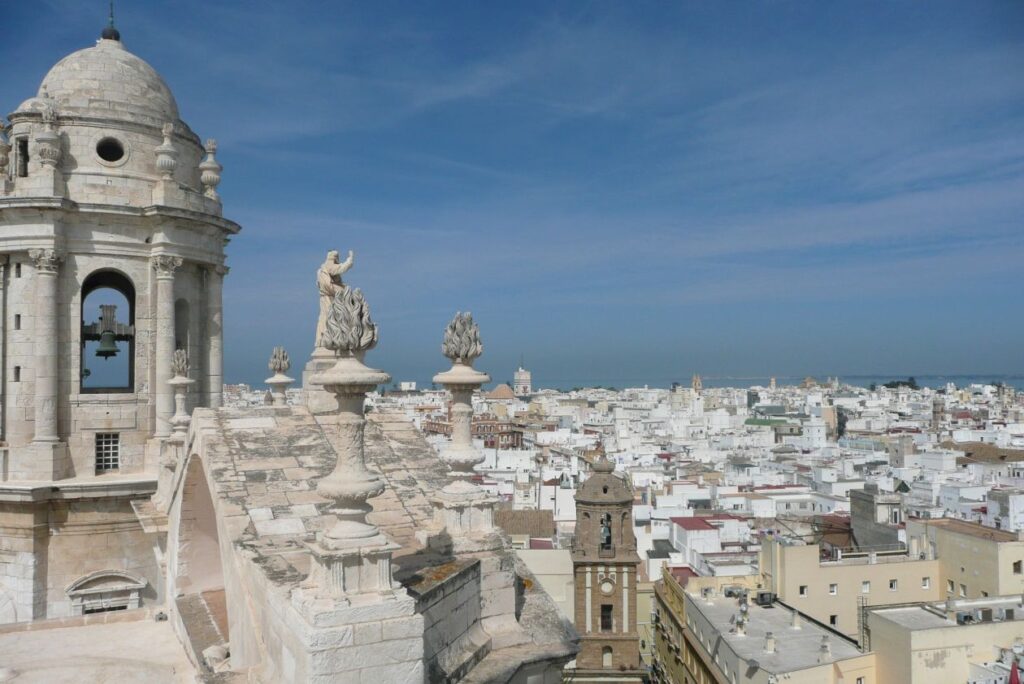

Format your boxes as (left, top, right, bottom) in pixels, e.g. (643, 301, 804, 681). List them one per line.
(429, 481, 504, 554)
(265, 372, 293, 407)
(302, 348, 340, 414)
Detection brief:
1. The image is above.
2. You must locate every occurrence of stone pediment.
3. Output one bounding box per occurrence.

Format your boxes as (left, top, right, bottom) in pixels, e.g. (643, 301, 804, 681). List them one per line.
(65, 569, 147, 596)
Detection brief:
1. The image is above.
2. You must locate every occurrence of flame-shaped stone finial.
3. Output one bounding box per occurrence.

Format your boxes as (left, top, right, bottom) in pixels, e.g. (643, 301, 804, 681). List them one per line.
(442, 312, 482, 366)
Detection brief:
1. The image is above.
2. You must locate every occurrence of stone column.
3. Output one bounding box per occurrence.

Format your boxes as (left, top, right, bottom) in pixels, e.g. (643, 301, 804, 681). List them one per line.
(0, 256, 6, 445)
(28, 249, 61, 443)
(152, 255, 182, 438)
(206, 265, 226, 408)
(430, 312, 501, 552)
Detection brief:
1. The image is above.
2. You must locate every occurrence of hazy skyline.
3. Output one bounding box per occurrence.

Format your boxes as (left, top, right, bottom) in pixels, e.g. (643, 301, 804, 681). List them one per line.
(6, 1, 1023, 387)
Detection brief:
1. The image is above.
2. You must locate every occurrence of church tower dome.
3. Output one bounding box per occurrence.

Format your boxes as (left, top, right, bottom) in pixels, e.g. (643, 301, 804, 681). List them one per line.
(32, 37, 180, 124)
(6, 28, 216, 211)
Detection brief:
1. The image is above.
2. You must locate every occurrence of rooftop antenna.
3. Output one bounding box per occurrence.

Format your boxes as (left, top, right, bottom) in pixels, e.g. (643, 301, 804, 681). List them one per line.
(519, 353, 524, 370)
(101, 0, 121, 41)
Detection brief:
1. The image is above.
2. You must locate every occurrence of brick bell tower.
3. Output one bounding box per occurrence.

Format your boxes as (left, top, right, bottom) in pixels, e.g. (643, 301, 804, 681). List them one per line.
(570, 455, 644, 682)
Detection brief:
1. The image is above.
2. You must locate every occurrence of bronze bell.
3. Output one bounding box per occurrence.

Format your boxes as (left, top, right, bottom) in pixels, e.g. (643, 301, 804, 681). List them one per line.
(96, 330, 119, 359)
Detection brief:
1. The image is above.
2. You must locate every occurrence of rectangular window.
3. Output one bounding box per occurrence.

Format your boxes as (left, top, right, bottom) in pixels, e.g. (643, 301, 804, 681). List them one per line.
(889, 579, 898, 591)
(922, 577, 930, 589)
(829, 614, 838, 626)
(959, 583, 967, 597)
(16, 138, 29, 177)
(829, 584, 838, 595)
(799, 585, 808, 597)
(947, 579, 955, 593)
(601, 604, 613, 632)
(14, 263, 21, 278)
(861, 581, 870, 594)
(13, 366, 20, 383)
(13, 314, 20, 330)
(95, 433, 120, 473)
(1014, 560, 1022, 575)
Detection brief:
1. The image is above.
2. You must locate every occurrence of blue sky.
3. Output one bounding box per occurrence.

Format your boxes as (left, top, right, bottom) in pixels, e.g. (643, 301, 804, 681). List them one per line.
(6, 1, 1023, 388)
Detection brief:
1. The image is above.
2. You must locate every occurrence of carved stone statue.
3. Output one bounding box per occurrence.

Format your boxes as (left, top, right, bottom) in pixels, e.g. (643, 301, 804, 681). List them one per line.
(315, 249, 354, 350)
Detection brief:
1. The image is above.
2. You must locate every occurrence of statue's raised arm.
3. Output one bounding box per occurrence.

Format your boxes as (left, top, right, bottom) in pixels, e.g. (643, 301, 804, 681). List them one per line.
(338, 249, 354, 275)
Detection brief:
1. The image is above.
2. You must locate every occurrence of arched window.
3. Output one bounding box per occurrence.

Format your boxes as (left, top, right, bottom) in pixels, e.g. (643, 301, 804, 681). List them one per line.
(600, 512, 613, 552)
(602, 646, 613, 668)
(81, 270, 135, 392)
(174, 298, 190, 353)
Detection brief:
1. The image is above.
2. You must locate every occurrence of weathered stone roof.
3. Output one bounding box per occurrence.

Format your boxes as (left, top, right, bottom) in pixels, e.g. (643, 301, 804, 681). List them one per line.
(185, 404, 577, 681)
(189, 406, 454, 584)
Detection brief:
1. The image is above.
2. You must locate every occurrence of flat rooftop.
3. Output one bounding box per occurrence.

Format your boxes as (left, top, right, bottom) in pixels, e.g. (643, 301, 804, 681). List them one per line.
(916, 517, 1020, 543)
(0, 618, 194, 683)
(685, 592, 862, 674)
(871, 596, 1024, 631)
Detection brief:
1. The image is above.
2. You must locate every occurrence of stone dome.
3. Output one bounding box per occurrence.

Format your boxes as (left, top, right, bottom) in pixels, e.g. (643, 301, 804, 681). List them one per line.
(33, 38, 179, 124)
(576, 456, 633, 505)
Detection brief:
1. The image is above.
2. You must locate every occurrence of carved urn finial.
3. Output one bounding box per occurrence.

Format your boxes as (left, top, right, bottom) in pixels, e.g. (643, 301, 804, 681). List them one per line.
(167, 348, 194, 442)
(429, 312, 499, 551)
(433, 311, 491, 474)
(33, 101, 61, 169)
(199, 138, 222, 200)
(155, 122, 178, 181)
(311, 286, 390, 549)
(265, 346, 294, 407)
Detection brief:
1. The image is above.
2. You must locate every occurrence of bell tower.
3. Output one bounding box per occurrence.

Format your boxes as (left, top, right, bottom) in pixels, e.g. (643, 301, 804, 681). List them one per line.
(0, 23, 239, 622)
(570, 455, 644, 682)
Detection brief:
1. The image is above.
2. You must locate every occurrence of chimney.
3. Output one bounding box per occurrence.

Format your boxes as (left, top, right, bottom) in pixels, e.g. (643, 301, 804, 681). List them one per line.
(868, 551, 878, 564)
(818, 636, 831, 663)
(791, 608, 801, 630)
(909, 536, 920, 558)
(763, 631, 776, 654)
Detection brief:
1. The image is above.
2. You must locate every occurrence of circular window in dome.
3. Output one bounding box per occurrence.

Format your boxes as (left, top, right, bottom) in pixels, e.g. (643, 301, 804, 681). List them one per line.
(96, 137, 125, 162)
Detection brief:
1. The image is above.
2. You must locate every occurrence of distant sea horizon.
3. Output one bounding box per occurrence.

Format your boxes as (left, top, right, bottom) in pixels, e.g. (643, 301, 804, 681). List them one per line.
(229, 373, 1022, 392)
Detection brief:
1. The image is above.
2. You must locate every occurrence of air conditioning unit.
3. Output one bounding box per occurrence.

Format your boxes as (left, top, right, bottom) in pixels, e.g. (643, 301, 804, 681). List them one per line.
(756, 591, 776, 607)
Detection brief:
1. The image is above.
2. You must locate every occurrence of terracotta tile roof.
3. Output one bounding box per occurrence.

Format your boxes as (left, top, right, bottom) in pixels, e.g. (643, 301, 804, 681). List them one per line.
(670, 517, 716, 531)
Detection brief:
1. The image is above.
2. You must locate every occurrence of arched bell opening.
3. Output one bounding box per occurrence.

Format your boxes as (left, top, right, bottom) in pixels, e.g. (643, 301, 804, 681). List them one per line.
(80, 269, 135, 393)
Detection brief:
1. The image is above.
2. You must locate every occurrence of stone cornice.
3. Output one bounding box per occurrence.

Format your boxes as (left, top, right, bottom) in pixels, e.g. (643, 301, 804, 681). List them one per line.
(0, 477, 157, 503)
(7, 110, 201, 145)
(0, 197, 241, 234)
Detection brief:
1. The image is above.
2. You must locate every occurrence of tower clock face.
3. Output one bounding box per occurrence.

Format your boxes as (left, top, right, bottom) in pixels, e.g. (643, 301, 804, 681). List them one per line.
(600, 580, 614, 595)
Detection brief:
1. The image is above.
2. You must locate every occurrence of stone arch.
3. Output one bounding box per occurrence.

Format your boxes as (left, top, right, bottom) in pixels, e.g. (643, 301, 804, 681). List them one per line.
(174, 455, 224, 598)
(80, 268, 136, 392)
(167, 441, 262, 673)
